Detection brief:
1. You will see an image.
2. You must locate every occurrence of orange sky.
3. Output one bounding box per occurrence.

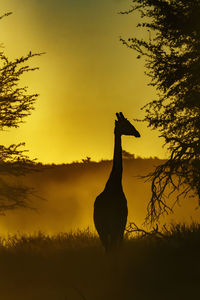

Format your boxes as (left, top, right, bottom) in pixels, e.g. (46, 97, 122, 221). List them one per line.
(0, 0, 167, 163)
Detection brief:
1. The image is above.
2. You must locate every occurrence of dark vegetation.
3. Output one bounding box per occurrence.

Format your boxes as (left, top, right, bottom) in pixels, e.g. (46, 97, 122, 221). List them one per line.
(121, 0, 200, 223)
(0, 224, 200, 300)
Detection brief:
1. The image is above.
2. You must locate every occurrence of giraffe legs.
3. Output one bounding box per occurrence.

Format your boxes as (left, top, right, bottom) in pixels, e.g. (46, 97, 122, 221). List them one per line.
(98, 230, 125, 252)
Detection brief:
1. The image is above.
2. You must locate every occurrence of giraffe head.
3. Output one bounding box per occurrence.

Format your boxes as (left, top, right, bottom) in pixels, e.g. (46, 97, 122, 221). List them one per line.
(115, 112, 140, 137)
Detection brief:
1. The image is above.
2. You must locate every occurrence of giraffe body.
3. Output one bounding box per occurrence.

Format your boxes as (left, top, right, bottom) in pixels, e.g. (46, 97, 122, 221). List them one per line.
(94, 112, 140, 252)
(94, 186, 128, 251)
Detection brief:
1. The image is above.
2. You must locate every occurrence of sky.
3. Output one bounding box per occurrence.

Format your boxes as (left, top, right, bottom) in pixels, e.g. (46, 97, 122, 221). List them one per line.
(0, 0, 167, 164)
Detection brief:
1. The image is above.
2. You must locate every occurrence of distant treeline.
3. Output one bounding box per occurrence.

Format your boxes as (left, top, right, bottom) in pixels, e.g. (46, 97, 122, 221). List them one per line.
(36, 151, 165, 167)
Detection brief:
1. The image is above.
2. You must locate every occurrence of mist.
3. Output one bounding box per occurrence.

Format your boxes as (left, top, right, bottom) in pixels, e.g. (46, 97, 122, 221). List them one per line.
(0, 156, 200, 235)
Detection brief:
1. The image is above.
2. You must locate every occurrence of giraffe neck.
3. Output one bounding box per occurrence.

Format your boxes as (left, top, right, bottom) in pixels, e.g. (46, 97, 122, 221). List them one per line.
(106, 132, 123, 189)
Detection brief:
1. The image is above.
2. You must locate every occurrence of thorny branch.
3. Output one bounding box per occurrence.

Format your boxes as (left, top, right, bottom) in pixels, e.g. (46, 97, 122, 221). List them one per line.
(0, 12, 44, 214)
(126, 222, 165, 239)
(120, 0, 200, 222)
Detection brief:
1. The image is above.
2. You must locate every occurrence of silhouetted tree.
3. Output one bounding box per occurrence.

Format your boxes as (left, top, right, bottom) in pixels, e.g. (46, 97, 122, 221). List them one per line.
(0, 12, 43, 214)
(82, 157, 91, 163)
(120, 0, 200, 222)
(122, 150, 135, 159)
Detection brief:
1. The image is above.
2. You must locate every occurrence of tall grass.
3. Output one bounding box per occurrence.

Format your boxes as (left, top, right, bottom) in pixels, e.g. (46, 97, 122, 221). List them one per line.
(1, 224, 200, 300)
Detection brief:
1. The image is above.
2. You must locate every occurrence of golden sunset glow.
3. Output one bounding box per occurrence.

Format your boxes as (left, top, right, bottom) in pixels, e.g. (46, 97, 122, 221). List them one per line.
(0, 0, 166, 164)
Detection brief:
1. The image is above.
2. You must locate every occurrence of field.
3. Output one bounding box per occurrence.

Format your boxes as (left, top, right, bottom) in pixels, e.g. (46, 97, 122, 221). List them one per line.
(1, 224, 200, 300)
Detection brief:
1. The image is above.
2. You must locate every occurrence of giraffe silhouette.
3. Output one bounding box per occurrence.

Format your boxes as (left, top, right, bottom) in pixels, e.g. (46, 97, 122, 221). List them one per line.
(93, 112, 140, 251)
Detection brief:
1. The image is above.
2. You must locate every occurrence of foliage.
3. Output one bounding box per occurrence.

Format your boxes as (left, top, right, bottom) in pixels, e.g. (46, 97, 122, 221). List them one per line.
(0, 12, 43, 214)
(120, 0, 200, 222)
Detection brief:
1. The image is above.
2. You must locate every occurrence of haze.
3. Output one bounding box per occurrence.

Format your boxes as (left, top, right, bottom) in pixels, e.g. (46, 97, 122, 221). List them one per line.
(0, 158, 199, 235)
(0, 0, 166, 164)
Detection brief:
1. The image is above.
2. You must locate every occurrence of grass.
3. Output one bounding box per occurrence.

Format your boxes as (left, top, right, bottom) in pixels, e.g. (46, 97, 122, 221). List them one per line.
(1, 224, 200, 300)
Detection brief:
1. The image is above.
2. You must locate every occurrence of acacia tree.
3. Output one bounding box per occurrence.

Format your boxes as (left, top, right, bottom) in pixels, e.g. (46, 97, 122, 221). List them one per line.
(0, 12, 43, 214)
(120, 0, 200, 222)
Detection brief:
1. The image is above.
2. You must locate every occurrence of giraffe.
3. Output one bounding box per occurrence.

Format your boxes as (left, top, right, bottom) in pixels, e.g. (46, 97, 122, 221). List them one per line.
(93, 112, 140, 252)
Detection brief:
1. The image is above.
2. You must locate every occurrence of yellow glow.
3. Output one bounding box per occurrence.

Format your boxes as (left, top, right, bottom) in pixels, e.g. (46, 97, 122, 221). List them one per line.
(0, 0, 166, 163)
